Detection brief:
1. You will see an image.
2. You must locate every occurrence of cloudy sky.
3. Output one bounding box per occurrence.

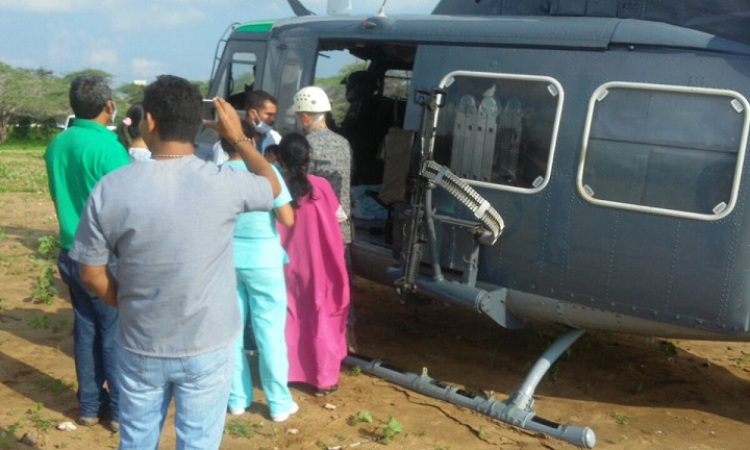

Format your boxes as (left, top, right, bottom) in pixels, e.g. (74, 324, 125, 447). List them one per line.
(0, 0, 439, 86)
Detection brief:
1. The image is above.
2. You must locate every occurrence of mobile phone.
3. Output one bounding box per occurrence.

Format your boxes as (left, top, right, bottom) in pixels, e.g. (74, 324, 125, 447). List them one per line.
(201, 99, 217, 121)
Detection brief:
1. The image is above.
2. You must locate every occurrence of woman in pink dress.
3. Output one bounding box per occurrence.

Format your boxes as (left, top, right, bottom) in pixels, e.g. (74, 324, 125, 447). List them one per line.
(276, 132, 350, 396)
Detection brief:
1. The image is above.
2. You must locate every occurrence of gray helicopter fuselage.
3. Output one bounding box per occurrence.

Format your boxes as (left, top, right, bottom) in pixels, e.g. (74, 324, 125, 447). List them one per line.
(202, 10, 750, 341)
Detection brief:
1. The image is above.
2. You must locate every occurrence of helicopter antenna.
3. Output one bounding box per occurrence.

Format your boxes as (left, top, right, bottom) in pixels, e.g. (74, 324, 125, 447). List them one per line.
(376, 0, 388, 17)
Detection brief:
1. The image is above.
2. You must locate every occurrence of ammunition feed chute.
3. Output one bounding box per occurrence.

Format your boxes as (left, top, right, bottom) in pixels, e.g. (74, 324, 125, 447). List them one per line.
(421, 159, 504, 246)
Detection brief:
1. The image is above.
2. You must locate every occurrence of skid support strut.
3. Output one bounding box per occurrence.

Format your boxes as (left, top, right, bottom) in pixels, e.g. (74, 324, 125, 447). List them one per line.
(344, 328, 595, 448)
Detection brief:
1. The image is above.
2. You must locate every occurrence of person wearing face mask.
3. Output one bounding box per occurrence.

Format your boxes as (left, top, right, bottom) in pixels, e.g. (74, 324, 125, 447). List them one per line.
(246, 90, 282, 153)
(211, 90, 281, 164)
(290, 86, 358, 354)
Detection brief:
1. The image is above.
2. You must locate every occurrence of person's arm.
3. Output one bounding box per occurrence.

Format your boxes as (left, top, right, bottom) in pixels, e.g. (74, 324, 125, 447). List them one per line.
(204, 97, 281, 197)
(275, 203, 294, 227)
(79, 263, 118, 307)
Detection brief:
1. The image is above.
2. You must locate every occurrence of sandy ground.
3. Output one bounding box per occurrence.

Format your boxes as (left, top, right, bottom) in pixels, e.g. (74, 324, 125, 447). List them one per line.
(2, 181, 750, 450)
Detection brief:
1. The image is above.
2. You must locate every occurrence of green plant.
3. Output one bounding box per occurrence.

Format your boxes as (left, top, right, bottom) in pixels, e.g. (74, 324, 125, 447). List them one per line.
(28, 315, 50, 330)
(346, 365, 362, 376)
(347, 409, 373, 426)
(477, 426, 485, 438)
(613, 411, 629, 427)
(0, 431, 14, 450)
(316, 440, 327, 449)
(224, 419, 255, 438)
(0, 227, 6, 240)
(379, 416, 402, 444)
(660, 340, 678, 357)
(37, 235, 59, 259)
(46, 378, 75, 395)
(52, 319, 68, 333)
(31, 265, 58, 304)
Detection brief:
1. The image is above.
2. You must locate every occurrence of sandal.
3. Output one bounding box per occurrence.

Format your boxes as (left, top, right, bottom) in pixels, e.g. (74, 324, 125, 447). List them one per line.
(314, 384, 339, 397)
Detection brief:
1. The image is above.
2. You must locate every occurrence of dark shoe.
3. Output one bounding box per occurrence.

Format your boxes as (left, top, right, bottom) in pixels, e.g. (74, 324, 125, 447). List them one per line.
(78, 416, 99, 427)
(314, 384, 339, 398)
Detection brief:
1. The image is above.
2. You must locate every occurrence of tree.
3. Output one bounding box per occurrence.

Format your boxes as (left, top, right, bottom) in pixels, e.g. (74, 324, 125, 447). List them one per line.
(63, 69, 114, 85)
(0, 62, 70, 143)
(115, 82, 145, 112)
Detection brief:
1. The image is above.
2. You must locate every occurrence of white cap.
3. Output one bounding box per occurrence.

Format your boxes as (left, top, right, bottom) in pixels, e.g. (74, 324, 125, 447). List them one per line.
(291, 86, 332, 113)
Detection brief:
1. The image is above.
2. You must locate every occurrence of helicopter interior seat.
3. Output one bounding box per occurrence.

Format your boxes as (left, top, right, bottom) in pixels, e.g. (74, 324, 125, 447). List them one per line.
(366, 126, 415, 245)
(343, 95, 406, 185)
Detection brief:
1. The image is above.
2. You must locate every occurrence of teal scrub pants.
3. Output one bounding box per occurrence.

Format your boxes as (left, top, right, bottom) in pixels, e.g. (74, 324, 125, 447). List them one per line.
(228, 266, 293, 414)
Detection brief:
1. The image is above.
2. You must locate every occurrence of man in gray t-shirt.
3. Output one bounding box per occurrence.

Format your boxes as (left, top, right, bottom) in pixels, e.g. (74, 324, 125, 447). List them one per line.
(70, 75, 281, 450)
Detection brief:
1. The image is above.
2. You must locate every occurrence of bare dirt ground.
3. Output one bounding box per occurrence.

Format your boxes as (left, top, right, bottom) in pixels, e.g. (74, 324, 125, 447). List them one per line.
(2, 150, 750, 450)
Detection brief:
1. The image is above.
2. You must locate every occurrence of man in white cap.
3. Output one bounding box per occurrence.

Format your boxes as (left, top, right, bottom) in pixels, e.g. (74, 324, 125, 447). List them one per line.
(291, 86, 357, 353)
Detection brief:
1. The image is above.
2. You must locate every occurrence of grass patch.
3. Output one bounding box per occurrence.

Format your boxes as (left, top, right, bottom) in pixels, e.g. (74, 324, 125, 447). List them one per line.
(613, 411, 629, 427)
(0, 149, 48, 194)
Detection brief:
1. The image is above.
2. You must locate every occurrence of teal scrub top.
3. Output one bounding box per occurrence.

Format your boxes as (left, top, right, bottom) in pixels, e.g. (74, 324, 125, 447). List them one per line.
(224, 161, 292, 268)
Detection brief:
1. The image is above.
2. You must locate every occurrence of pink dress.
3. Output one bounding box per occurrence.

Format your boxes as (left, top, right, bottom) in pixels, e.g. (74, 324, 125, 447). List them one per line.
(278, 175, 350, 388)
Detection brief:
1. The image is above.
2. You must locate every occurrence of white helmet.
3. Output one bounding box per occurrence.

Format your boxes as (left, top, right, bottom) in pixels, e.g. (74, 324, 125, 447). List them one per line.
(292, 86, 331, 113)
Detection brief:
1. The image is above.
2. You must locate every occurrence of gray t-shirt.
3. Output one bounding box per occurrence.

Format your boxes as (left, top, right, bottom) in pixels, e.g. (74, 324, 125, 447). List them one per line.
(69, 155, 273, 357)
(307, 127, 352, 244)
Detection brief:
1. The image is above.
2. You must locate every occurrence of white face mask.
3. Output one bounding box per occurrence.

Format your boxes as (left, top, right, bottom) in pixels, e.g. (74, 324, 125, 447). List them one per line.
(254, 119, 272, 134)
(252, 110, 273, 134)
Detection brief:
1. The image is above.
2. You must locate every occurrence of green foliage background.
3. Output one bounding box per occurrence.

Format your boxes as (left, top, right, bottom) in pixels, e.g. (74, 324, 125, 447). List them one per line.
(0, 61, 210, 146)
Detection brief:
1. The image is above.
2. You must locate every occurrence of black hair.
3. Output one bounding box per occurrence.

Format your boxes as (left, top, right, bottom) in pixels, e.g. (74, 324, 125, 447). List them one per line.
(142, 75, 202, 142)
(220, 121, 255, 156)
(264, 144, 279, 157)
(245, 90, 277, 111)
(277, 132, 313, 208)
(116, 102, 144, 149)
(69, 74, 111, 119)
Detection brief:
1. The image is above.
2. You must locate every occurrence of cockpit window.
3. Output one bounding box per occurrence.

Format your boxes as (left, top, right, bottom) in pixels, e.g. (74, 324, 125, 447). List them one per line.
(434, 71, 564, 192)
(578, 82, 749, 220)
(210, 50, 259, 111)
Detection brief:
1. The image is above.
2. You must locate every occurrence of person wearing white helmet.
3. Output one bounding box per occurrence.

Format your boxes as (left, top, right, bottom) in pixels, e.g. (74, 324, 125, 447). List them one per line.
(291, 86, 358, 354)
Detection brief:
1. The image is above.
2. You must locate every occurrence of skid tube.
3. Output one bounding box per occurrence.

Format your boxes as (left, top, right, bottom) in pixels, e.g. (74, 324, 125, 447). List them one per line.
(343, 328, 596, 448)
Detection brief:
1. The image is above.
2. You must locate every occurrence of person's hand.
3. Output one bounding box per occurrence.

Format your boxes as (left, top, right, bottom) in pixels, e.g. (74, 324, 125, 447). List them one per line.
(203, 97, 244, 143)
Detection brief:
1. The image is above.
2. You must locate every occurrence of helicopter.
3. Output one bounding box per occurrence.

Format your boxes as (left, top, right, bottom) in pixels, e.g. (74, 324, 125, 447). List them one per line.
(194, 0, 750, 446)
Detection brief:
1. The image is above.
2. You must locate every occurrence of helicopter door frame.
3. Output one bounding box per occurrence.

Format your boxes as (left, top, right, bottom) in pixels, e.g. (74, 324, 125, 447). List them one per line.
(263, 36, 318, 135)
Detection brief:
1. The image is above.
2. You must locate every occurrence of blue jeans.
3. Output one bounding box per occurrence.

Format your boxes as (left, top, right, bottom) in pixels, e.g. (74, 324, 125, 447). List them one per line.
(229, 267, 292, 414)
(117, 344, 234, 450)
(57, 249, 119, 421)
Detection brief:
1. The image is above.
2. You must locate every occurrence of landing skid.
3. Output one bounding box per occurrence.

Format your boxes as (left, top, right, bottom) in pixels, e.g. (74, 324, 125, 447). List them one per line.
(343, 328, 595, 448)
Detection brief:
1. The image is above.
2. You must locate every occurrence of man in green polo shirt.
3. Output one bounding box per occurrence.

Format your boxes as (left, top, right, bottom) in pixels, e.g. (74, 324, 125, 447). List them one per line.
(45, 74, 129, 431)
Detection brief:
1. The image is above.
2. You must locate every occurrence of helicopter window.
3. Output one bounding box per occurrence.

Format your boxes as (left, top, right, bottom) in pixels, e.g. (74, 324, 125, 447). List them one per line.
(214, 52, 257, 110)
(274, 62, 304, 135)
(434, 72, 563, 192)
(383, 70, 411, 100)
(579, 82, 749, 220)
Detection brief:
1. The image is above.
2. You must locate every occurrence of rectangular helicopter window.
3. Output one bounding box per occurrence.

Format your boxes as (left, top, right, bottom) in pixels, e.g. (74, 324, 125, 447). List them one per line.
(383, 70, 411, 100)
(275, 62, 303, 135)
(578, 82, 750, 220)
(433, 72, 563, 192)
(219, 52, 257, 110)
